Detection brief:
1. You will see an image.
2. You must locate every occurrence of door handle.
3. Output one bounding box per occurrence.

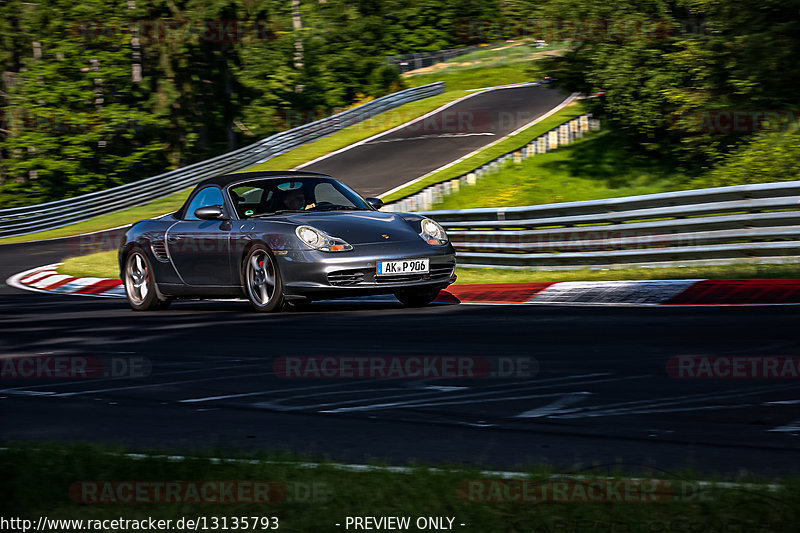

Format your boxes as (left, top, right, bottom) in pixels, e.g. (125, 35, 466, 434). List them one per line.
(166, 236, 180, 244)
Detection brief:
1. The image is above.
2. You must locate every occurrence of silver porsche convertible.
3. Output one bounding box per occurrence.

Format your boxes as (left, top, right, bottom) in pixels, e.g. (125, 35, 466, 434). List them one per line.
(118, 171, 456, 311)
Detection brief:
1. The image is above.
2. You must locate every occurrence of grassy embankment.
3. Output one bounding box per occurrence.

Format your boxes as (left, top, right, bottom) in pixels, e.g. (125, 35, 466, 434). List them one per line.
(1, 443, 796, 532)
(427, 128, 682, 210)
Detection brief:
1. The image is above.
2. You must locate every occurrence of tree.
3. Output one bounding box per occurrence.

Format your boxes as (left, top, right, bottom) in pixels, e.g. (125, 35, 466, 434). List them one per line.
(1, 0, 166, 206)
(538, 0, 800, 173)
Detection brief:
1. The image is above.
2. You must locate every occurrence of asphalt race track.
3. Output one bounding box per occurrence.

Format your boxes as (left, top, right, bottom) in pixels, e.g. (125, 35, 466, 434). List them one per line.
(300, 85, 569, 197)
(1, 85, 799, 477)
(2, 234, 800, 475)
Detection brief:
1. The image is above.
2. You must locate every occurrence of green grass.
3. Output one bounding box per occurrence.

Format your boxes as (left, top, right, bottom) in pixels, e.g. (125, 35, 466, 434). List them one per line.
(2, 443, 797, 531)
(442, 42, 566, 65)
(402, 42, 567, 91)
(404, 63, 540, 92)
(381, 101, 588, 203)
(57, 250, 120, 279)
(57, 249, 800, 283)
(429, 129, 686, 210)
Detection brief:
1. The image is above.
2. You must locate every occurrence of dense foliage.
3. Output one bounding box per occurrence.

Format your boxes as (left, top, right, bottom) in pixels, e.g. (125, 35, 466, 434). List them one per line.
(1, 0, 798, 207)
(0, 0, 497, 206)
(533, 0, 800, 180)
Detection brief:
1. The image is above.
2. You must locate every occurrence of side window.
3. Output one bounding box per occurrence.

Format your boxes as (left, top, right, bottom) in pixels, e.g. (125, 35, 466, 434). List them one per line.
(184, 187, 224, 220)
(230, 185, 272, 217)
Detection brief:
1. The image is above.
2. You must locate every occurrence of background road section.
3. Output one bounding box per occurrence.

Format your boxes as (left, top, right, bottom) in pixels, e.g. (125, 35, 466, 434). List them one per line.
(300, 85, 568, 197)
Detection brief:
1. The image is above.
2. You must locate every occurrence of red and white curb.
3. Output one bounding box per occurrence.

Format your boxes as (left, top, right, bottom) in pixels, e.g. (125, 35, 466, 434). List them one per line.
(442, 279, 800, 306)
(7, 263, 125, 298)
(440, 280, 699, 305)
(8, 264, 800, 306)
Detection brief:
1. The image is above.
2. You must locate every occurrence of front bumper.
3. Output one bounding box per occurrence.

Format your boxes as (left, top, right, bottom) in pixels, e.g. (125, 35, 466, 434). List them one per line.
(276, 241, 456, 297)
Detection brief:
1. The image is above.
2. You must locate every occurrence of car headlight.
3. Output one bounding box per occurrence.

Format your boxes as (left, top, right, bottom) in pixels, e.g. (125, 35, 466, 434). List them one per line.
(295, 225, 353, 252)
(420, 218, 448, 246)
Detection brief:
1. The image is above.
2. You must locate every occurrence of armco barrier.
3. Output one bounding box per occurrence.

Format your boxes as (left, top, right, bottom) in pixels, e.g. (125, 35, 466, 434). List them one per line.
(420, 181, 800, 270)
(0, 83, 444, 238)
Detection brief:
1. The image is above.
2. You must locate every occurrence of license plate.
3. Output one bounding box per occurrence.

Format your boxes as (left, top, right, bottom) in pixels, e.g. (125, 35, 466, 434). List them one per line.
(376, 258, 429, 276)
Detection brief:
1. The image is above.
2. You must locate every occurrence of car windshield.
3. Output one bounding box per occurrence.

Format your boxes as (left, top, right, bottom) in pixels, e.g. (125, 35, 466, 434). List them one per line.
(228, 177, 371, 219)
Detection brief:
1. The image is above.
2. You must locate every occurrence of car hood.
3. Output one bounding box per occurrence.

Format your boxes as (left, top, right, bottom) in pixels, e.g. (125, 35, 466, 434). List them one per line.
(280, 210, 422, 244)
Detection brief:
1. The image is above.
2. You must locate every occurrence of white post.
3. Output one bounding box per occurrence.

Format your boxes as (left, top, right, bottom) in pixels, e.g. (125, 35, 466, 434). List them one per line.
(559, 124, 569, 145)
(548, 130, 559, 149)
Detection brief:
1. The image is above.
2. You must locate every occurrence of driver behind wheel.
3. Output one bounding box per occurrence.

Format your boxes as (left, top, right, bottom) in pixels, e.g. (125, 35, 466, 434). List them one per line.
(282, 187, 315, 211)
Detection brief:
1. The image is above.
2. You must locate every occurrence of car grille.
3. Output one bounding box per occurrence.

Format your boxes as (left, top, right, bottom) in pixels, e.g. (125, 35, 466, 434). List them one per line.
(151, 240, 169, 262)
(328, 270, 366, 286)
(328, 262, 454, 286)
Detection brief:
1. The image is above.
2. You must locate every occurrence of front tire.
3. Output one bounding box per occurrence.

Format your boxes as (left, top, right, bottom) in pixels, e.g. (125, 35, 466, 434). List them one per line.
(243, 245, 285, 312)
(124, 250, 166, 311)
(394, 288, 441, 307)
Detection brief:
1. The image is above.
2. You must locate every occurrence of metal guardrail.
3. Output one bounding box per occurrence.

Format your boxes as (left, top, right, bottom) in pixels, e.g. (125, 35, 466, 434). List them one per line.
(0, 83, 444, 238)
(421, 181, 800, 269)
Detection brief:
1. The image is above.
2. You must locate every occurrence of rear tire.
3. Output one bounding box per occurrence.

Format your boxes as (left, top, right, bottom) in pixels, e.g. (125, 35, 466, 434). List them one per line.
(243, 245, 285, 312)
(124, 250, 166, 311)
(394, 288, 441, 307)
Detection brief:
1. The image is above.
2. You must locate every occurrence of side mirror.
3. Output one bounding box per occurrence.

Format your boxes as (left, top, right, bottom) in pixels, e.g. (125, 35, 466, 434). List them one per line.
(366, 197, 384, 210)
(194, 205, 230, 220)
